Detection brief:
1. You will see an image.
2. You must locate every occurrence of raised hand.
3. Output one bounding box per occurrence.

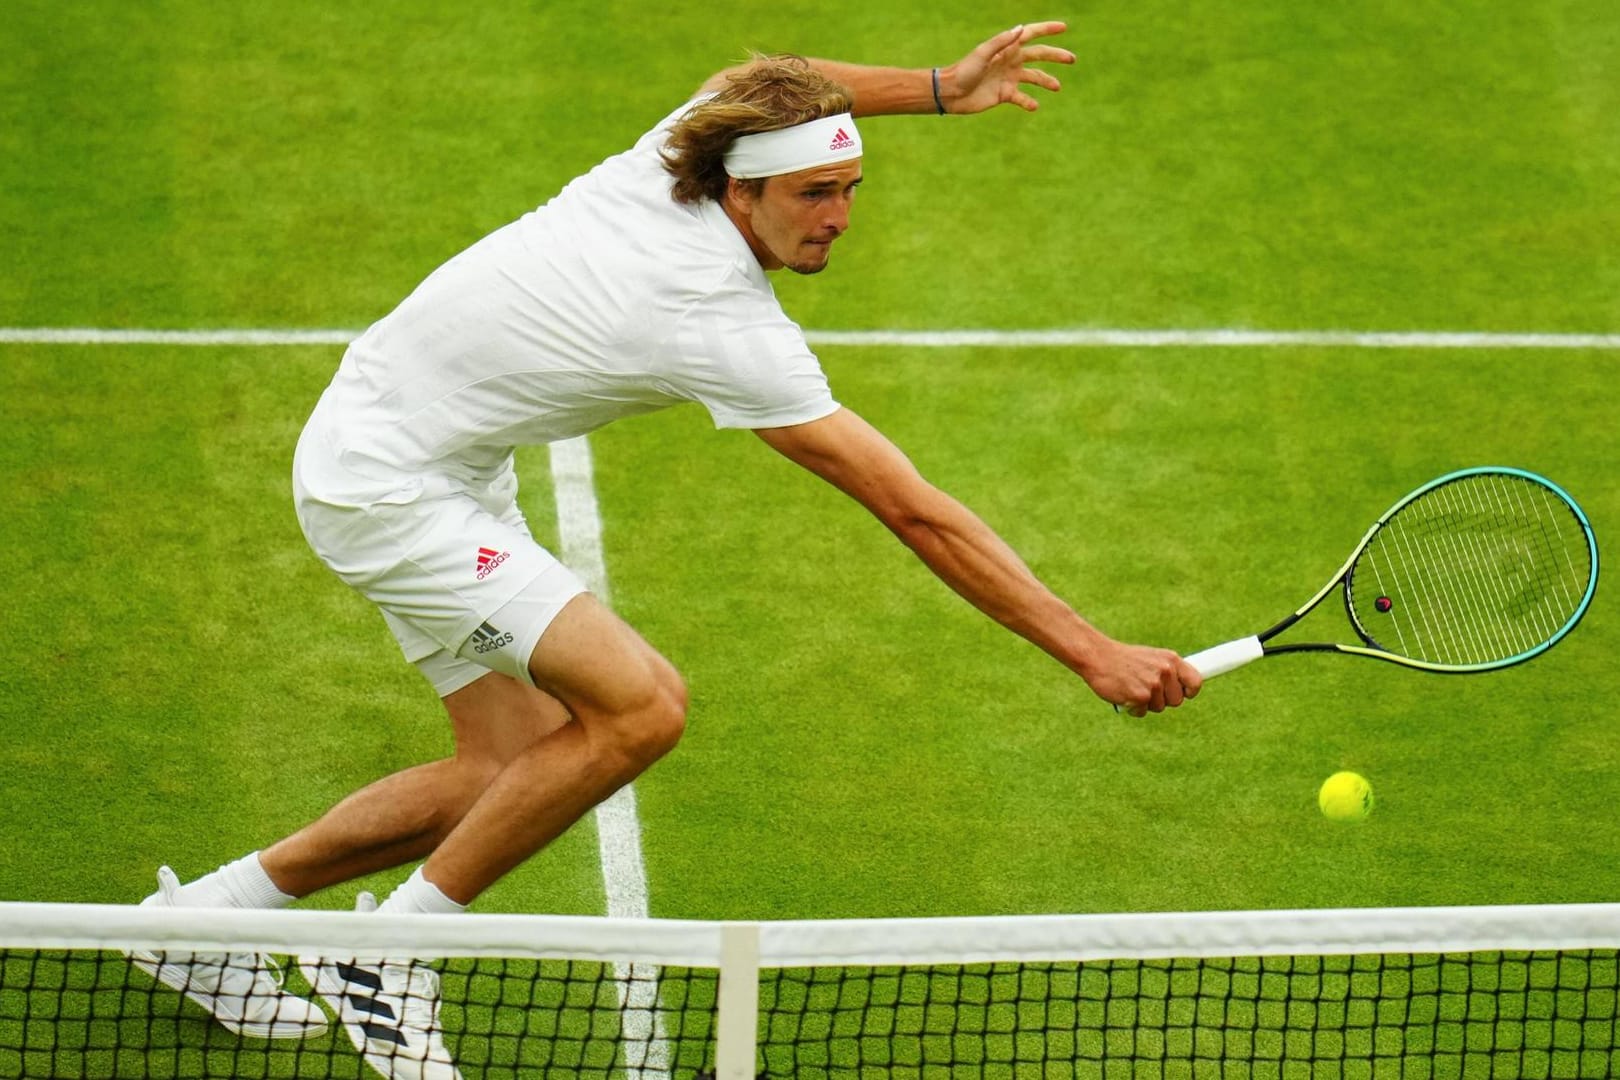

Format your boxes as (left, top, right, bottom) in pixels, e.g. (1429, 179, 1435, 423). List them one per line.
(940, 21, 1076, 114)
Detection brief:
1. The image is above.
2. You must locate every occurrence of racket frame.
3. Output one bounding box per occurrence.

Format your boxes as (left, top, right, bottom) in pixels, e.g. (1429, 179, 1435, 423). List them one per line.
(1188, 466, 1598, 678)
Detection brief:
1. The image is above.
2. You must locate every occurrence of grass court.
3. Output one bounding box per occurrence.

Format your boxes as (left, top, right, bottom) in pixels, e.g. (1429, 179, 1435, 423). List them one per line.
(4, 0, 1616, 928)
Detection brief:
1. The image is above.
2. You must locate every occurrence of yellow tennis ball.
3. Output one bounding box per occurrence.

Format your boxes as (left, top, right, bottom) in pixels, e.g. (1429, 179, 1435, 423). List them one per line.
(1318, 771, 1374, 822)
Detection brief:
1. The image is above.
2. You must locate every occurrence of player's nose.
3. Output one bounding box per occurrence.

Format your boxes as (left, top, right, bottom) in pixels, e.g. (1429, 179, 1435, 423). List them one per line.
(825, 196, 853, 234)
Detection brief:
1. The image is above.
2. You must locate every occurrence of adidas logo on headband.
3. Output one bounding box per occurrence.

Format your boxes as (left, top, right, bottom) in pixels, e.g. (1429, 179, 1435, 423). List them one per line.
(723, 113, 863, 179)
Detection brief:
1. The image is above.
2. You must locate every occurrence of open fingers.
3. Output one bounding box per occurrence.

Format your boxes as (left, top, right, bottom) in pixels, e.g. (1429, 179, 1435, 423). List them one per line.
(974, 25, 1026, 63)
(977, 22, 1073, 67)
(1023, 44, 1076, 66)
(1017, 20, 1069, 42)
(1021, 67, 1063, 93)
(990, 38, 1072, 70)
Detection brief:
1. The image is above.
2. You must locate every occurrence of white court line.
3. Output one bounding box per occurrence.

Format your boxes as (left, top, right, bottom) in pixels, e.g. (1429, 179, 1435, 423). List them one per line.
(808, 328, 1620, 350)
(548, 436, 670, 1079)
(0, 327, 360, 346)
(3, 326, 1620, 349)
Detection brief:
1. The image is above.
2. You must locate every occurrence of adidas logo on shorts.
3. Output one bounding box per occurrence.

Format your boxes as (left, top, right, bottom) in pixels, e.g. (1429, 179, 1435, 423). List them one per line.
(475, 546, 510, 580)
(469, 621, 514, 655)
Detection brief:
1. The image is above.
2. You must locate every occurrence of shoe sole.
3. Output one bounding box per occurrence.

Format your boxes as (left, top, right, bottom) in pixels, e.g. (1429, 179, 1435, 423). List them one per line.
(129, 949, 329, 1040)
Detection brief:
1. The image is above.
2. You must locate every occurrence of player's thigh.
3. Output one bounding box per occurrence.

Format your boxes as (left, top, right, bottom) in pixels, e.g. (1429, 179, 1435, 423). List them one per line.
(442, 671, 573, 768)
(526, 593, 684, 722)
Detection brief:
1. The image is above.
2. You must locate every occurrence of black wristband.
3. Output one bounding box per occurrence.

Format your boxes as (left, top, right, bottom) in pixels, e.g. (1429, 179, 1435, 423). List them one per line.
(931, 67, 946, 115)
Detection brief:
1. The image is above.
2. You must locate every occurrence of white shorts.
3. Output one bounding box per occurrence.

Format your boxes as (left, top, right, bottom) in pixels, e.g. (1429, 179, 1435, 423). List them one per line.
(292, 425, 587, 697)
(409, 566, 586, 695)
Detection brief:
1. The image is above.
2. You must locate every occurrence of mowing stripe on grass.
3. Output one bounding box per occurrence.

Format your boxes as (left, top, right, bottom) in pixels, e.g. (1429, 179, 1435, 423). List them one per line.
(4, 326, 1619, 349)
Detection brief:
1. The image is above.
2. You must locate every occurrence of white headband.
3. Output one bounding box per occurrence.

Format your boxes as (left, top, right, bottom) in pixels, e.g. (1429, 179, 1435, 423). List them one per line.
(723, 113, 862, 179)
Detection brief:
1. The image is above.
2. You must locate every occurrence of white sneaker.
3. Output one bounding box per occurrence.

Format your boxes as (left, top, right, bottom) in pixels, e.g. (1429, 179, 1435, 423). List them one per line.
(300, 893, 463, 1080)
(127, 865, 328, 1040)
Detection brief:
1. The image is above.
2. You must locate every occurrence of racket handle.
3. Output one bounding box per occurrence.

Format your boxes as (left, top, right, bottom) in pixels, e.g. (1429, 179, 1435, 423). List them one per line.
(1185, 636, 1264, 679)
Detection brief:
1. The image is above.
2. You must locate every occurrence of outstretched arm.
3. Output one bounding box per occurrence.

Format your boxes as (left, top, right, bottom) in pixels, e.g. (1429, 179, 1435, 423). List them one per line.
(756, 407, 1200, 714)
(698, 22, 1076, 117)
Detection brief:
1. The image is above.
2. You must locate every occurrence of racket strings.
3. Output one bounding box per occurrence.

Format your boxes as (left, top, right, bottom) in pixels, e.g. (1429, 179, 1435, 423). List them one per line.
(1350, 473, 1593, 666)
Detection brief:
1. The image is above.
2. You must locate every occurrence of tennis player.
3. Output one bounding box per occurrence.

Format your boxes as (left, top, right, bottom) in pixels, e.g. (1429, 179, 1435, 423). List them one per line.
(132, 22, 1201, 1079)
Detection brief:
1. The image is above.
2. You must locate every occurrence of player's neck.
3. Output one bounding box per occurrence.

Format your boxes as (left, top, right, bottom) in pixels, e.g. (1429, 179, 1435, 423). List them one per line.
(718, 196, 783, 271)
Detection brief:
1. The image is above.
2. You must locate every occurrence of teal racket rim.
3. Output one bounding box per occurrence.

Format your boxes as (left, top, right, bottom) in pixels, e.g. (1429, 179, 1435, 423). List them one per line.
(1339, 466, 1598, 673)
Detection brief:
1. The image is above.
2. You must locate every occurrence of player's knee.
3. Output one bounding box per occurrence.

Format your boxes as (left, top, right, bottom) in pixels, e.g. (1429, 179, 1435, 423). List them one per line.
(633, 661, 689, 761)
(601, 662, 687, 774)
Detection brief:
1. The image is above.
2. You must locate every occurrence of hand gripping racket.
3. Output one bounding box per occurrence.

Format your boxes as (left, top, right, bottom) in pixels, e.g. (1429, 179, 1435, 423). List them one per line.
(1187, 467, 1598, 680)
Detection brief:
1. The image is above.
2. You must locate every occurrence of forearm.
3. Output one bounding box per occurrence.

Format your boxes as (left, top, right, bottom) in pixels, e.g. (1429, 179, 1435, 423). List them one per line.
(754, 409, 1119, 685)
(804, 59, 945, 117)
(890, 492, 1109, 677)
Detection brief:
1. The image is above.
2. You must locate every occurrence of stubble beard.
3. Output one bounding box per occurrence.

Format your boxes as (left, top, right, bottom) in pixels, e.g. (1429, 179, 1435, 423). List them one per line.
(786, 246, 832, 275)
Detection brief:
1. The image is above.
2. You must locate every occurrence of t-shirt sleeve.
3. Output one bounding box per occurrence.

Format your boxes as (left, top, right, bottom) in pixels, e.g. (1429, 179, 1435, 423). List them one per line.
(669, 282, 840, 430)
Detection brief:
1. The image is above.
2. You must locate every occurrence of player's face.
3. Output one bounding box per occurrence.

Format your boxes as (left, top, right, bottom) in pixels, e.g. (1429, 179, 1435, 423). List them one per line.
(726, 160, 862, 275)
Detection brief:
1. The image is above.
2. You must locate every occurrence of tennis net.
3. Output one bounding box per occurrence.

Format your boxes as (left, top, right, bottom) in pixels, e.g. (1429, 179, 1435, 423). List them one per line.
(1, 900, 1617, 1078)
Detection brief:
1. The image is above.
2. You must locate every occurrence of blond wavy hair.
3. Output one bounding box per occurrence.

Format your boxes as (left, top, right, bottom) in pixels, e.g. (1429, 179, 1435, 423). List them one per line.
(662, 54, 855, 205)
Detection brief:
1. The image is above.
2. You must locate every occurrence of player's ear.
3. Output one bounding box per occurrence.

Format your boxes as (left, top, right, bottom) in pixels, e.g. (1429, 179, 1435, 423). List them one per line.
(724, 176, 764, 210)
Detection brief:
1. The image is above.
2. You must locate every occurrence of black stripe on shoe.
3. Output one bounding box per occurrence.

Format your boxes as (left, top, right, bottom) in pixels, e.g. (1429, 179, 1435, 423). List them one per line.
(345, 993, 398, 1020)
(335, 962, 384, 991)
(359, 1020, 411, 1047)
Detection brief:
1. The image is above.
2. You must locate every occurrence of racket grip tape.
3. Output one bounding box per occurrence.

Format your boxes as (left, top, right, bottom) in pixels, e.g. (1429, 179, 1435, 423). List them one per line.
(1185, 635, 1264, 678)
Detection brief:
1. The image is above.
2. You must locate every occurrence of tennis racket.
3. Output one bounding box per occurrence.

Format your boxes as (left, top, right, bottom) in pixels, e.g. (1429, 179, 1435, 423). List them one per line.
(1186, 466, 1598, 680)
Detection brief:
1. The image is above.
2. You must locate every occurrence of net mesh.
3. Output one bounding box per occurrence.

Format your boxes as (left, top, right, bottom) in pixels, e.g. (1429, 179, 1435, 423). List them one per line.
(1348, 470, 1595, 668)
(2, 903, 1617, 1079)
(758, 953, 1619, 1078)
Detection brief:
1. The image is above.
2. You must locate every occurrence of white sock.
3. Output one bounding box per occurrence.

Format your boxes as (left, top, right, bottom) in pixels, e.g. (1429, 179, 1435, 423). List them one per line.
(376, 866, 467, 915)
(173, 852, 295, 909)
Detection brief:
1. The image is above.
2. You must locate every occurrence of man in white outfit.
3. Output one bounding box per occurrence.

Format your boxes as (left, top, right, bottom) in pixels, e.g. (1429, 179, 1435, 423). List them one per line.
(131, 21, 1201, 1078)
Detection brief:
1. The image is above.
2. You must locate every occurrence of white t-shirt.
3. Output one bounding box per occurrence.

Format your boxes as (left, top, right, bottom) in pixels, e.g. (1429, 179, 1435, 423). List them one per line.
(304, 97, 840, 486)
